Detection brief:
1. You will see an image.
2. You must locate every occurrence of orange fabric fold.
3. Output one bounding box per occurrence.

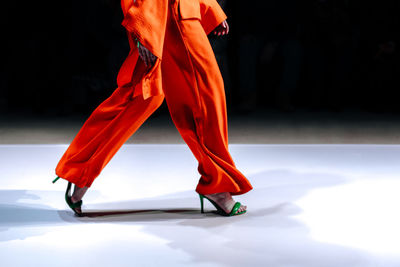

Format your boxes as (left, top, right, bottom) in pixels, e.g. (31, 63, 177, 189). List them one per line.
(118, 0, 227, 100)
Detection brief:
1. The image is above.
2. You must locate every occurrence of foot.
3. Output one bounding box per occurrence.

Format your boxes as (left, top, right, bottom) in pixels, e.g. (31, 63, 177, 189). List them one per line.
(70, 185, 89, 213)
(204, 192, 247, 215)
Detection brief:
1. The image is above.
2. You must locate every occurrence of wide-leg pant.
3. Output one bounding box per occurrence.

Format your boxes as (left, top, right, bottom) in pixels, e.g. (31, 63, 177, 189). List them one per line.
(55, 0, 253, 195)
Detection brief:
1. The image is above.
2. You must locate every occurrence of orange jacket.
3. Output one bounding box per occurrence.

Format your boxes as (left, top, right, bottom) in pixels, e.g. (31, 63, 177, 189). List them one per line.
(118, 0, 227, 99)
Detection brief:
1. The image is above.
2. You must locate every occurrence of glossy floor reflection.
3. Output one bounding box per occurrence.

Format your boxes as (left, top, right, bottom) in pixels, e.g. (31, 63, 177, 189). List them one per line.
(1, 144, 399, 267)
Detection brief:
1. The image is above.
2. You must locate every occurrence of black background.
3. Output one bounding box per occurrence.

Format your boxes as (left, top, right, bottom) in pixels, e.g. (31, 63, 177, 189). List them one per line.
(1, 0, 400, 117)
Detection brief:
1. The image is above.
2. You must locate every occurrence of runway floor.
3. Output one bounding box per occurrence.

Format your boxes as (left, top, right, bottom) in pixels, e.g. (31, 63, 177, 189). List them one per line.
(1, 144, 399, 267)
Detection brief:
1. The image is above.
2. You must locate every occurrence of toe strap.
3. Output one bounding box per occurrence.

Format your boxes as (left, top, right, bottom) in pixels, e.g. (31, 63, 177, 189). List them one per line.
(229, 202, 242, 216)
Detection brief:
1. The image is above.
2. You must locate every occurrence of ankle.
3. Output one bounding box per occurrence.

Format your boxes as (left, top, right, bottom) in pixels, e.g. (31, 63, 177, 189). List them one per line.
(206, 192, 232, 201)
(70, 195, 81, 203)
(72, 186, 89, 202)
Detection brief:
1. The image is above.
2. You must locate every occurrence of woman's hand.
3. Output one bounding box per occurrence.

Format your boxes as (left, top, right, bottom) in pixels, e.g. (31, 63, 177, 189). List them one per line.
(137, 39, 157, 68)
(212, 20, 229, 36)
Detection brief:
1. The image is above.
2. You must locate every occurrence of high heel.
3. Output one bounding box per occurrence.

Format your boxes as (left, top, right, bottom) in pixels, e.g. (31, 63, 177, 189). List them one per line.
(53, 176, 83, 217)
(65, 181, 83, 216)
(52, 176, 61, 183)
(199, 194, 246, 216)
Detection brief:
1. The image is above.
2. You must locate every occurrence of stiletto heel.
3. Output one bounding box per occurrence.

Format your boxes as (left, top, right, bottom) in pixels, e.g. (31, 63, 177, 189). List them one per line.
(199, 194, 205, 213)
(198, 193, 246, 216)
(52, 176, 61, 183)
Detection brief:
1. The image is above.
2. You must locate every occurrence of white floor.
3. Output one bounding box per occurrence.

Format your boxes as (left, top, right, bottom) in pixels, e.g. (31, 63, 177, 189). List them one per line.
(1, 144, 400, 267)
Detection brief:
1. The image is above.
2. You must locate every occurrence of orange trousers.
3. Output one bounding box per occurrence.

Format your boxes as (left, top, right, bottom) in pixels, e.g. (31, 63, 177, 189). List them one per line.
(55, 1, 253, 195)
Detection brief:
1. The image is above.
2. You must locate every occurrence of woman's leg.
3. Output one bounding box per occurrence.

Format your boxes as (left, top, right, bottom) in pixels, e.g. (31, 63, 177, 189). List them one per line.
(161, 2, 252, 213)
(55, 85, 165, 189)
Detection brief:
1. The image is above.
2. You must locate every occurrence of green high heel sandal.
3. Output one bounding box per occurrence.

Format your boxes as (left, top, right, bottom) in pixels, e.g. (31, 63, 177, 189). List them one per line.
(199, 194, 246, 216)
(52, 176, 83, 217)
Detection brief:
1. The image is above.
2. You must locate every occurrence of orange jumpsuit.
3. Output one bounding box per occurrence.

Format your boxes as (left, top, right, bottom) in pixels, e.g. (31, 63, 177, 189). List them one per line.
(55, 0, 253, 196)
